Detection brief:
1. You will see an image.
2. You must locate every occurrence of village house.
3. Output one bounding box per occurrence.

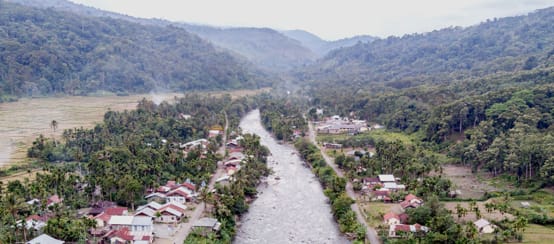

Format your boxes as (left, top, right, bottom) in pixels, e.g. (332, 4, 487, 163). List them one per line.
(179, 139, 209, 151)
(323, 142, 342, 149)
(383, 212, 409, 226)
(316, 115, 369, 134)
(192, 217, 221, 236)
(389, 224, 429, 238)
(377, 174, 406, 192)
(145, 180, 197, 204)
(107, 215, 153, 241)
(363, 177, 381, 187)
(400, 194, 424, 209)
(88, 201, 118, 216)
(228, 151, 245, 161)
(135, 202, 187, 224)
(474, 218, 496, 234)
(384, 212, 401, 226)
(24, 214, 50, 230)
(370, 190, 392, 202)
(103, 227, 152, 244)
(27, 234, 64, 244)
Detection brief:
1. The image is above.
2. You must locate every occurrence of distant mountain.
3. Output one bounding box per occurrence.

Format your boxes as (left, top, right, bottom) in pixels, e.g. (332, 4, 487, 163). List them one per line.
(300, 7, 554, 90)
(0, 1, 271, 100)
(6, 0, 316, 72)
(282, 30, 377, 56)
(180, 25, 317, 72)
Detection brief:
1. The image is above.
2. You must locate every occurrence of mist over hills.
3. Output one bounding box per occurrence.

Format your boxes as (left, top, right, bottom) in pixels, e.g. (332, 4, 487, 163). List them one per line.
(282, 29, 377, 57)
(5, 0, 376, 72)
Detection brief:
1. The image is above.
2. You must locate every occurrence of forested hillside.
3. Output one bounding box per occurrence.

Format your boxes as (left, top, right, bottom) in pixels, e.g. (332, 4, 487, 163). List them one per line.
(0, 1, 271, 100)
(300, 7, 554, 90)
(7, 0, 318, 72)
(301, 6, 554, 186)
(181, 25, 317, 71)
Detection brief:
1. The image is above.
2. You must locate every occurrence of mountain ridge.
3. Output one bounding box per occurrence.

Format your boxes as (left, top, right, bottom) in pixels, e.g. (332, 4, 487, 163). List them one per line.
(0, 1, 272, 100)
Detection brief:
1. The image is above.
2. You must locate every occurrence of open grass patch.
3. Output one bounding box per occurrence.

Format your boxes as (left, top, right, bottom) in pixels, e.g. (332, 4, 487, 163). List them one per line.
(522, 224, 554, 244)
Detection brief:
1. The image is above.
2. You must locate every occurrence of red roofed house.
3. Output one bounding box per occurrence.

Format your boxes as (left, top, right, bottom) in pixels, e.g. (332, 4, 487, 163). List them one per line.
(166, 189, 189, 204)
(166, 181, 177, 188)
(371, 190, 390, 202)
(181, 182, 196, 192)
(25, 214, 50, 230)
(93, 212, 112, 228)
(105, 227, 134, 243)
(400, 194, 424, 209)
(47, 194, 62, 207)
(105, 207, 129, 216)
(383, 212, 400, 226)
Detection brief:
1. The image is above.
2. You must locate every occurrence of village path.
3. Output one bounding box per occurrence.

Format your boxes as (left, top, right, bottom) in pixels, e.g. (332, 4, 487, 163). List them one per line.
(155, 112, 229, 244)
(307, 121, 380, 244)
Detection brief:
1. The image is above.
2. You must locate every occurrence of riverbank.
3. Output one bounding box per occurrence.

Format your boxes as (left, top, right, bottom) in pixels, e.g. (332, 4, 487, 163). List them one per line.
(234, 110, 348, 244)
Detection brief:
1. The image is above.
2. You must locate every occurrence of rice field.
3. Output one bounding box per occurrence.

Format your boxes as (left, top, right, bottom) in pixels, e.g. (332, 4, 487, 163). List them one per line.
(0, 88, 269, 169)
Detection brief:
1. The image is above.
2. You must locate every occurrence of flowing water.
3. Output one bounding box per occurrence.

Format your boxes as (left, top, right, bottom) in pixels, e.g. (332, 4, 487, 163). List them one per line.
(234, 110, 349, 244)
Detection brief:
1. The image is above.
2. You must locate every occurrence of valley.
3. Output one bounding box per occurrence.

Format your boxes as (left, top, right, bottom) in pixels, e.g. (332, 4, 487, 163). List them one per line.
(1, 0, 554, 243)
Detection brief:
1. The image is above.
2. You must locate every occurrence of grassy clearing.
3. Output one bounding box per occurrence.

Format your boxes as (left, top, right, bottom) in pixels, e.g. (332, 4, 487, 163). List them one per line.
(512, 190, 554, 218)
(443, 200, 514, 222)
(317, 129, 416, 145)
(522, 224, 554, 244)
(0, 169, 44, 185)
(359, 202, 401, 228)
(0, 89, 269, 170)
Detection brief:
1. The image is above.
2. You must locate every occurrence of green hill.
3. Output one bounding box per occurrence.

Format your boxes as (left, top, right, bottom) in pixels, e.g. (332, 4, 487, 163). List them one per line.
(0, 1, 271, 100)
(300, 7, 554, 90)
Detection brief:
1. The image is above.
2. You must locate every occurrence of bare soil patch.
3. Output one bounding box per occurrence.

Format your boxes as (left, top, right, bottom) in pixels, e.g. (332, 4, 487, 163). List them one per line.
(444, 201, 514, 223)
(437, 164, 498, 199)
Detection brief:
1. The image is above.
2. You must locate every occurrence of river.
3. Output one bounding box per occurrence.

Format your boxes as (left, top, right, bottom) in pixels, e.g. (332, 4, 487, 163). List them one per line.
(234, 110, 349, 244)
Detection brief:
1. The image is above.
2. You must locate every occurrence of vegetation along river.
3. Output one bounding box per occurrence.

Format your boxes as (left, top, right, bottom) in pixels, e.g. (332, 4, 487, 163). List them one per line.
(234, 110, 349, 244)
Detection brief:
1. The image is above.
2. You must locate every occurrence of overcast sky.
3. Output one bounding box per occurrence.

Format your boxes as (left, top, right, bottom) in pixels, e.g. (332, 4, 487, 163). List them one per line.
(69, 0, 554, 40)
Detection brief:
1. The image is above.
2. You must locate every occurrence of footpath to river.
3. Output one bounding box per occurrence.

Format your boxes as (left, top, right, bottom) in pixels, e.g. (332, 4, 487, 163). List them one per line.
(234, 110, 349, 244)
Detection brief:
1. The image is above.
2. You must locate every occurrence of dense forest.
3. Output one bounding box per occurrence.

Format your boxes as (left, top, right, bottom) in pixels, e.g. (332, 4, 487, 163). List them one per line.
(0, 1, 271, 101)
(4, 0, 309, 72)
(300, 7, 554, 91)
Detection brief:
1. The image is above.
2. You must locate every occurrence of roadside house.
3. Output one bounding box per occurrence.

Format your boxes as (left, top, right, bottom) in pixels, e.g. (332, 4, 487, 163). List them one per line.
(192, 217, 221, 236)
(474, 218, 495, 234)
(27, 234, 64, 244)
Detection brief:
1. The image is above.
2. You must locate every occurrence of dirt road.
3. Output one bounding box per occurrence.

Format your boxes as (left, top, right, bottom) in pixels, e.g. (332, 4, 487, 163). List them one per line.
(308, 121, 380, 244)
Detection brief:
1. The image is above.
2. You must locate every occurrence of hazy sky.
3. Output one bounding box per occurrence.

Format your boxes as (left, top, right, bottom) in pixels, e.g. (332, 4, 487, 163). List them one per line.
(70, 0, 554, 40)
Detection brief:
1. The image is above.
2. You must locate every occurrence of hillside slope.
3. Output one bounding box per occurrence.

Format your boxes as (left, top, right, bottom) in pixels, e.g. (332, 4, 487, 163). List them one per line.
(300, 7, 554, 89)
(0, 1, 271, 99)
(7, 0, 317, 72)
(181, 25, 317, 71)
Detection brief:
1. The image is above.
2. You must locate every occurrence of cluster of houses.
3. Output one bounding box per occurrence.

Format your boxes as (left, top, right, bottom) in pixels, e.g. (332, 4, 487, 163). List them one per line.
(362, 174, 407, 201)
(145, 180, 198, 204)
(83, 180, 198, 243)
(216, 136, 246, 183)
(86, 201, 154, 243)
(314, 114, 385, 135)
(22, 194, 63, 231)
(315, 115, 370, 134)
(383, 194, 429, 238)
